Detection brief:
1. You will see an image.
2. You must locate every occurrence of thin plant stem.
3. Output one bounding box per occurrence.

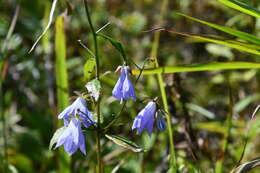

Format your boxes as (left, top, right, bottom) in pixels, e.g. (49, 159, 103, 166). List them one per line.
(215, 86, 233, 173)
(0, 81, 8, 172)
(83, 0, 102, 172)
(149, 0, 177, 172)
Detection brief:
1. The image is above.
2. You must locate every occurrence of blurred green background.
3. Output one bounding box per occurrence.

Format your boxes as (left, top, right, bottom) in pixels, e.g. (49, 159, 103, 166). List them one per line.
(0, 0, 260, 172)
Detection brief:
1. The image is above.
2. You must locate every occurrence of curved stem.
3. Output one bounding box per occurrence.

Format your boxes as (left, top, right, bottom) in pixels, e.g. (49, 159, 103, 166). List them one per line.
(83, 0, 102, 172)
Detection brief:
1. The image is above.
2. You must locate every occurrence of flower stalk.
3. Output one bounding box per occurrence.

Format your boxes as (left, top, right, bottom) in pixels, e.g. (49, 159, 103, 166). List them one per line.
(83, 0, 102, 172)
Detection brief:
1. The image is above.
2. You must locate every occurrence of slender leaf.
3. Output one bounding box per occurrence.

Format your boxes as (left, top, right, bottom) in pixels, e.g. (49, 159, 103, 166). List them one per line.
(164, 30, 260, 55)
(187, 34, 260, 55)
(195, 122, 226, 134)
(29, 0, 58, 53)
(97, 33, 127, 61)
(131, 62, 260, 75)
(227, 40, 260, 50)
(105, 134, 144, 152)
(234, 94, 260, 113)
(218, 0, 260, 18)
(231, 157, 260, 173)
(178, 13, 260, 45)
(187, 103, 215, 119)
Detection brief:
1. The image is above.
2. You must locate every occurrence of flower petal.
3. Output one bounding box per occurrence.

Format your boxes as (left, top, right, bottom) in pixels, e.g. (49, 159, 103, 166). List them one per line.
(112, 67, 125, 100)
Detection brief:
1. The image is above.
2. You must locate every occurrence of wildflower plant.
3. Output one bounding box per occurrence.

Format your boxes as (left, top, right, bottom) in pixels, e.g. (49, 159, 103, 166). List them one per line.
(46, 0, 170, 172)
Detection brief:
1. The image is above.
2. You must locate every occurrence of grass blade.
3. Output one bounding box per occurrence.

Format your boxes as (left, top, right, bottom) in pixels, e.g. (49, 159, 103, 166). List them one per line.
(231, 157, 260, 173)
(29, 0, 57, 53)
(218, 0, 260, 18)
(178, 13, 260, 45)
(55, 15, 70, 173)
(171, 30, 260, 55)
(105, 134, 144, 153)
(131, 62, 260, 75)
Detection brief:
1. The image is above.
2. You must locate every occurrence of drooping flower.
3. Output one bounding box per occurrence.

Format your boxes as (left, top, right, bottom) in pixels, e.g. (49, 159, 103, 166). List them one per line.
(132, 101, 157, 136)
(156, 112, 166, 131)
(58, 97, 95, 128)
(55, 118, 86, 155)
(112, 66, 136, 103)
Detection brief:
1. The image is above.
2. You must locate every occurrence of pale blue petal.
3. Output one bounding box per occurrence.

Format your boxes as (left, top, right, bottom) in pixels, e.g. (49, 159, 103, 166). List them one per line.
(112, 68, 125, 100)
(78, 129, 86, 155)
(132, 101, 156, 135)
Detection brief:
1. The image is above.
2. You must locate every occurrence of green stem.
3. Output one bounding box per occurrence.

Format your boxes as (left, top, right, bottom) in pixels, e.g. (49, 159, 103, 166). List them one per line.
(215, 86, 233, 173)
(149, 0, 177, 172)
(83, 1, 102, 172)
(0, 81, 8, 172)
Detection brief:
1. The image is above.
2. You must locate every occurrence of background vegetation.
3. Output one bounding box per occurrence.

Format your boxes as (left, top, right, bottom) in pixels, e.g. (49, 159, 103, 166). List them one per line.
(0, 0, 260, 172)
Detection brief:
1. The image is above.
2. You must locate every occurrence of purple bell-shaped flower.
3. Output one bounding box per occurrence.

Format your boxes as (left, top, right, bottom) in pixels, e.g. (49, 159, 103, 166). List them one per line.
(132, 101, 157, 136)
(112, 66, 136, 103)
(58, 97, 95, 128)
(55, 118, 86, 155)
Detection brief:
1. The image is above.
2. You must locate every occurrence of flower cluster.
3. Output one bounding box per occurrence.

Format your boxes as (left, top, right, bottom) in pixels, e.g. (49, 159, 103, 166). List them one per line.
(132, 101, 166, 136)
(55, 97, 94, 155)
(112, 65, 166, 136)
(53, 64, 166, 156)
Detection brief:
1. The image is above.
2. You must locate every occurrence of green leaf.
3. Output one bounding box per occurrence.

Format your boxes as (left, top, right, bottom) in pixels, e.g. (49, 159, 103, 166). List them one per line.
(49, 126, 67, 150)
(187, 103, 215, 119)
(97, 33, 126, 61)
(195, 122, 226, 134)
(187, 34, 260, 55)
(165, 30, 260, 55)
(84, 58, 96, 81)
(218, 0, 260, 18)
(85, 79, 101, 101)
(231, 157, 260, 173)
(234, 94, 260, 113)
(105, 134, 144, 152)
(178, 13, 260, 45)
(131, 62, 260, 75)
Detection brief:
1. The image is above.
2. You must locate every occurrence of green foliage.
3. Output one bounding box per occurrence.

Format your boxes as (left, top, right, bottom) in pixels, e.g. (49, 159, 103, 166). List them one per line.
(55, 16, 69, 112)
(55, 15, 70, 173)
(98, 33, 127, 62)
(132, 62, 260, 75)
(105, 134, 144, 153)
(231, 157, 260, 173)
(218, 0, 260, 18)
(1, 0, 260, 172)
(84, 58, 96, 81)
(178, 13, 260, 45)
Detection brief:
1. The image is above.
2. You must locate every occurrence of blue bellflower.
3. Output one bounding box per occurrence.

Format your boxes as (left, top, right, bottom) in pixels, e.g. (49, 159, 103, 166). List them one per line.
(156, 113, 166, 131)
(112, 66, 136, 103)
(55, 118, 86, 155)
(132, 101, 157, 136)
(58, 97, 95, 128)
